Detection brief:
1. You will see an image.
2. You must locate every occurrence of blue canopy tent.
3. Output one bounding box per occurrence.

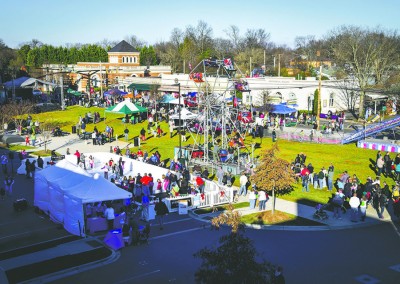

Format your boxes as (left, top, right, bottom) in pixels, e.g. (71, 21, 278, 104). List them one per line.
(104, 88, 127, 97)
(2, 76, 31, 88)
(160, 94, 176, 103)
(271, 104, 297, 114)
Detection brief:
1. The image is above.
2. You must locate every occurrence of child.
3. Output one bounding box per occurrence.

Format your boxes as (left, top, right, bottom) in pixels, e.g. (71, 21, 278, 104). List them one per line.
(155, 178, 162, 194)
(157, 125, 163, 137)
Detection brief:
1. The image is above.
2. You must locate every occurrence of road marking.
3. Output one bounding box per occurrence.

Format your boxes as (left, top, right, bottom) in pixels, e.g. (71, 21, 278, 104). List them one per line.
(114, 269, 161, 284)
(354, 274, 380, 284)
(389, 263, 400, 272)
(150, 226, 210, 240)
(0, 226, 57, 240)
(388, 221, 400, 238)
(153, 218, 192, 226)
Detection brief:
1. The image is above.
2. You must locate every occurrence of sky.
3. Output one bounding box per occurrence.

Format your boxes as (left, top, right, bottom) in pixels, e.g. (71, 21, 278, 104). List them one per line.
(1, 0, 399, 49)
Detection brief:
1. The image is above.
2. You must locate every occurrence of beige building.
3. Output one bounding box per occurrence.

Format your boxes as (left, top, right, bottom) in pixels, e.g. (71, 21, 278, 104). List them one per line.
(45, 40, 171, 92)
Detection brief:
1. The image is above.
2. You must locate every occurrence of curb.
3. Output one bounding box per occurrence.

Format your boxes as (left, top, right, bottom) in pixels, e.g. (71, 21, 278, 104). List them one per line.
(18, 240, 120, 284)
(188, 209, 387, 232)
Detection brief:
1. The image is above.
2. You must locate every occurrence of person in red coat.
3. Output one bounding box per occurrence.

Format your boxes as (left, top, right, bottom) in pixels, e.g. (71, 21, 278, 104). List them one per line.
(196, 176, 205, 193)
(74, 150, 81, 165)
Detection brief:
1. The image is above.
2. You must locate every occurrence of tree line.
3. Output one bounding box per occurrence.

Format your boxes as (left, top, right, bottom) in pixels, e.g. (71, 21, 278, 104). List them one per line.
(1, 22, 400, 116)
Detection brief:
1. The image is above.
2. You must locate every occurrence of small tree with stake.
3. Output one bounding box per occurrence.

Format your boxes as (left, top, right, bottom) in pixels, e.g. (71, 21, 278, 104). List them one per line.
(194, 204, 274, 283)
(251, 143, 295, 214)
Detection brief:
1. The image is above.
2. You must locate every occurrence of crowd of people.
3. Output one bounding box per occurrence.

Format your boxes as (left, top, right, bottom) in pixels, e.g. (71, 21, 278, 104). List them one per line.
(291, 152, 400, 221)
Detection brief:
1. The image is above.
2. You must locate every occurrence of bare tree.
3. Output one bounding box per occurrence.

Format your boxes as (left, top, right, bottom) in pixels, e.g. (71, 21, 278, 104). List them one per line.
(124, 35, 146, 49)
(327, 26, 400, 118)
(0, 104, 12, 133)
(8, 101, 35, 135)
(243, 28, 270, 50)
(334, 79, 360, 115)
(39, 119, 58, 153)
(185, 20, 214, 57)
(224, 25, 241, 51)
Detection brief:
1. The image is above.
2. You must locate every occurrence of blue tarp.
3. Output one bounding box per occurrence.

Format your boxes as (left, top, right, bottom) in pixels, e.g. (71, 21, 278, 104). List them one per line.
(2, 76, 31, 88)
(104, 88, 128, 96)
(160, 94, 175, 103)
(271, 104, 297, 114)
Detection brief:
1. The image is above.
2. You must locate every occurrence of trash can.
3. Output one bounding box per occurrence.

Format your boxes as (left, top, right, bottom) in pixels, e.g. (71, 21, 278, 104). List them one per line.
(72, 125, 76, 134)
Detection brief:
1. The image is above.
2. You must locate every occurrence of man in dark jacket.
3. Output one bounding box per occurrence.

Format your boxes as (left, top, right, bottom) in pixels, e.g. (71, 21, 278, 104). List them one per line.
(154, 198, 169, 230)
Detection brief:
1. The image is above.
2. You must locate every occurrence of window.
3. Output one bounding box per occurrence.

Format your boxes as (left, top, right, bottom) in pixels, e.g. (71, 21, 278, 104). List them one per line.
(130, 57, 133, 63)
(133, 56, 137, 63)
(329, 93, 334, 107)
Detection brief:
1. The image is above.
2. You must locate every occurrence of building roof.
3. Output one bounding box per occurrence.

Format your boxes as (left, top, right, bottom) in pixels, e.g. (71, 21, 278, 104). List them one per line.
(109, 40, 138, 53)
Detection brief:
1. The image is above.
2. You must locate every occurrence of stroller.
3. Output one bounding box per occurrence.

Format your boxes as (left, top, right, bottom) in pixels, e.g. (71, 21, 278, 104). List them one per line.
(137, 223, 151, 245)
(313, 204, 329, 221)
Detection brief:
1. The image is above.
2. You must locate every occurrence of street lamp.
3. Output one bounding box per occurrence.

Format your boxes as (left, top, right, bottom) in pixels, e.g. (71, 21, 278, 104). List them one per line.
(174, 78, 182, 159)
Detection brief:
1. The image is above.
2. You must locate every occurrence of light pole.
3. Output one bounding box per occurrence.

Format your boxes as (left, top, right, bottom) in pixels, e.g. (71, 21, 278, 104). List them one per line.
(174, 78, 182, 159)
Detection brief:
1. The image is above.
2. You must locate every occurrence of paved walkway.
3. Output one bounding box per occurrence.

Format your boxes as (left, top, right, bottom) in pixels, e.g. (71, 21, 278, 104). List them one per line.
(190, 192, 396, 231)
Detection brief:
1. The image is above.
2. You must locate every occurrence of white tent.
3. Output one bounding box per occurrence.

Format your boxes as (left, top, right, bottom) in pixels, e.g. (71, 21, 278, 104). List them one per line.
(168, 98, 184, 105)
(34, 159, 132, 236)
(170, 108, 198, 120)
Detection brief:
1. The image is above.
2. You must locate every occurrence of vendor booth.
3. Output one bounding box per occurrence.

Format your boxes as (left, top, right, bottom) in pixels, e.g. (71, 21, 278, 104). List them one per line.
(34, 159, 132, 237)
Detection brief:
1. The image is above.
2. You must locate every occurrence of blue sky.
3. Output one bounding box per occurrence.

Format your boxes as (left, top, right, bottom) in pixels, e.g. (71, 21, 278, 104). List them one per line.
(2, 0, 399, 48)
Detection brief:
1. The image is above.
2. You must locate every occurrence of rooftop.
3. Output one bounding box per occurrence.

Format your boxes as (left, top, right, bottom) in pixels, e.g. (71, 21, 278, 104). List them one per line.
(108, 40, 139, 53)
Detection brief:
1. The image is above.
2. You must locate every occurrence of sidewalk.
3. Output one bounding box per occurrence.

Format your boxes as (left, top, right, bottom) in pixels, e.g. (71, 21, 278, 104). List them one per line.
(19, 132, 131, 156)
(190, 192, 393, 231)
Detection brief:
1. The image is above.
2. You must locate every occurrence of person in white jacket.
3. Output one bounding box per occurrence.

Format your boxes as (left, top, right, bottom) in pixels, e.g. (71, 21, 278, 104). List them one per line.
(349, 192, 360, 222)
(258, 190, 268, 211)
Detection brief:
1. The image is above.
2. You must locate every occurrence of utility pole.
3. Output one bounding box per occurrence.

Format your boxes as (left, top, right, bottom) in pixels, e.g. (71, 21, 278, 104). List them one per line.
(100, 61, 103, 99)
(249, 57, 252, 77)
(264, 50, 266, 68)
(60, 74, 65, 110)
(278, 54, 282, 77)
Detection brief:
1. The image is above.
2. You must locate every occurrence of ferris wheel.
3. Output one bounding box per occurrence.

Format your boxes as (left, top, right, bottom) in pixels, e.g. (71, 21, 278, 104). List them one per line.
(184, 58, 254, 170)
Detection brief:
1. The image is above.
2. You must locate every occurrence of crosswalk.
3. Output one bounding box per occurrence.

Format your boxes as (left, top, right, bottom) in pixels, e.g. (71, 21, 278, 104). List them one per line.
(355, 263, 400, 283)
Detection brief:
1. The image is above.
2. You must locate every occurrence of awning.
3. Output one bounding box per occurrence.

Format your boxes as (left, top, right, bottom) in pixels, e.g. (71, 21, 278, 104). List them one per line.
(127, 83, 157, 91)
(158, 85, 191, 92)
(67, 88, 82, 96)
(365, 94, 388, 101)
(20, 78, 57, 87)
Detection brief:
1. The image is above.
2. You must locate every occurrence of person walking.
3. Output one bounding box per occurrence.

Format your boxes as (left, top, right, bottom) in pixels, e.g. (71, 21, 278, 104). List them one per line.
(332, 192, 344, 219)
(74, 150, 81, 165)
(238, 172, 248, 196)
(349, 192, 360, 222)
(217, 167, 224, 185)
(154, 198, 169, 230)
(249, 189, 257, 209)
(258, 190, 268, 211)
(359, 195, 368, 221)
(101, 163, 110, 180)
(25, 159, 31, 179)
(1, 153, 8, 174)
(104, 203, 115, 231)
(169, 120, 174, 138)
(327, 164, 334, 191)
(4, 175, 14, 196)
(124, 126, 129, 141)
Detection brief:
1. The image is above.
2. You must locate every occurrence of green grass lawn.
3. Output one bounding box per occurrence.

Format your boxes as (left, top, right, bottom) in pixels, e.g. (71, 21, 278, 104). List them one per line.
(193, 202, 248, 214)
(14, 105, 394, 207)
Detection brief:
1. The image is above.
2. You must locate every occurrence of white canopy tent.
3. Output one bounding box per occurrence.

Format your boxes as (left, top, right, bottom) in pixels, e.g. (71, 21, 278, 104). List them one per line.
(34, 159, 132, 236)
(170, 108, 198, 120)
